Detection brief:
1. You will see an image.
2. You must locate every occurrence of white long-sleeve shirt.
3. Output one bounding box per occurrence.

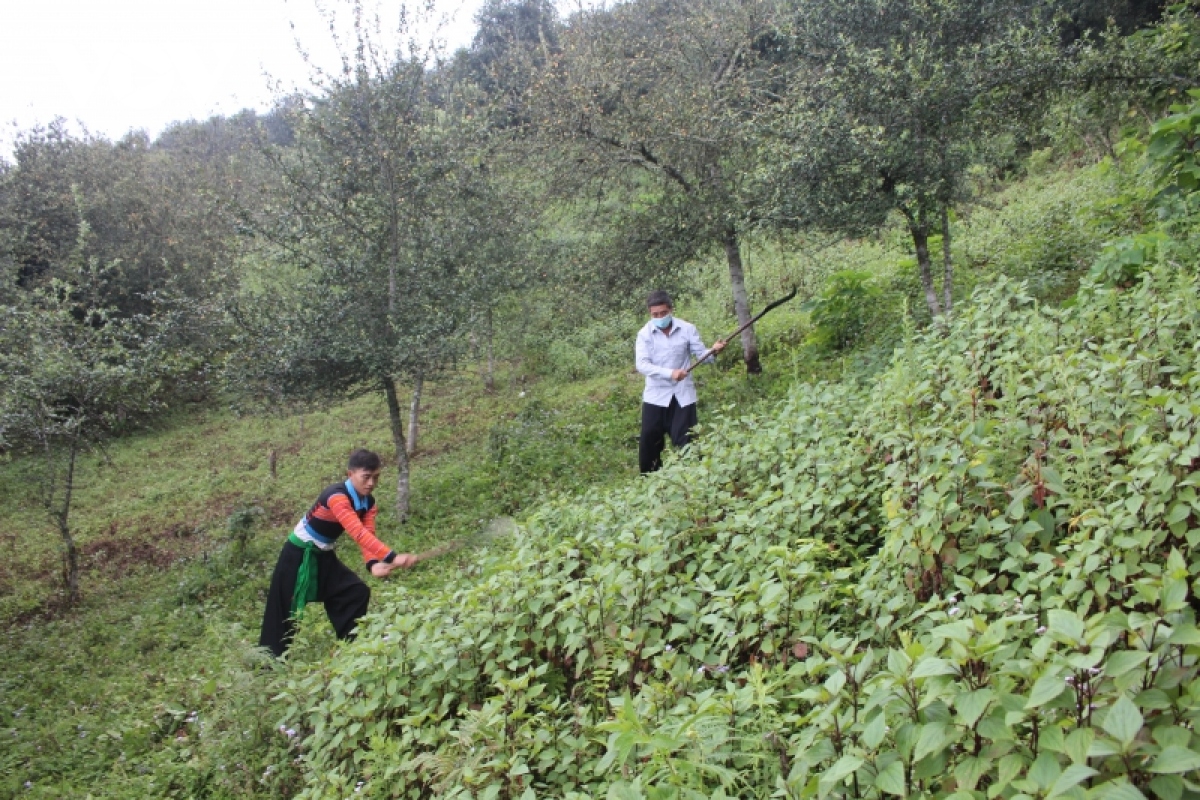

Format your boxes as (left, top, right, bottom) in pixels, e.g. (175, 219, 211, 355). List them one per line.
(635, 317, 715, 408)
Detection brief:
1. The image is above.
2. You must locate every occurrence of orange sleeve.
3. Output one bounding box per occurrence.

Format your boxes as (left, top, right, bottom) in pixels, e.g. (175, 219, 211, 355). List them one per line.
(327, 494, 393, 564)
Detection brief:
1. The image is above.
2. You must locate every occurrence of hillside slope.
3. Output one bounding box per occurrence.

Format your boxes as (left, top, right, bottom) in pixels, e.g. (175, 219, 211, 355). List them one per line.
(287, 268, 1200, 799)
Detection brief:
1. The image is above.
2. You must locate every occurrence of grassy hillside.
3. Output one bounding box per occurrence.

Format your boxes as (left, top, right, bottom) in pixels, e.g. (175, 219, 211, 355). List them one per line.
(290, 266, 1200, 799)
(0, 364, 666, 797)
(0, 149, 1182, 798)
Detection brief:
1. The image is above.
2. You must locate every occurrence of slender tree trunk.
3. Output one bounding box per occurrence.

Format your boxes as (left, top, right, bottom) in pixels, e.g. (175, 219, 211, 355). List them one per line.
(381, 376, 411, 521)
(383, 161, 400, 315)
(906, 206, 942, 319)
(407, 374, 423, 456)
(57, 437, 81, 605)
(722, 227, 761, 374)
(941, 206, 953, 318)
(484, 306, 495, 392)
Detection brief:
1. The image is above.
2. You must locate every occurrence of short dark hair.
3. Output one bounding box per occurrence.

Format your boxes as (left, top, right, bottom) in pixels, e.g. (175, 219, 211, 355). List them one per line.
(647, 290, 672, 309)
(348, 448, 382, 471)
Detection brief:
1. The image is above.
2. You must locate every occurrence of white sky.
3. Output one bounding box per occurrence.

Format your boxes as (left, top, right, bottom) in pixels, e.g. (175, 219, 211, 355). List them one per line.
(0, 0, 486, 154)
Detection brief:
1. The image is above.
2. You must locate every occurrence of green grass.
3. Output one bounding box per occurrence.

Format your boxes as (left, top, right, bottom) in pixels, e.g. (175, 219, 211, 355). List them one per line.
(1, 349, 787, 797)
(0, 154, 1158, 798)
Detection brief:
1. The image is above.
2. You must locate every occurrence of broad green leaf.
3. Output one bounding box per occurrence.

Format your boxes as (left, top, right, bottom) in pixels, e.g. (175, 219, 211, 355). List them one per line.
(862, 712, 887, 750)
(1027, 674, 1069, 708)
(1161, 579, 1188, 612)
(1166, 624, 1200, 646)
(1029, 751, 1064, 790)
(1148, 774, 1184, 800)
(1087, 780, 1148, 800)
(954, 756, 989, 791)
(1105, 651, 1151, 678)
(1065, 728, 1097, 764)
(931, 621, 973, 643)
(1101, 696, 1144, 749)
(956, 688, 995, 728)
(1041, 726, 1066, 754)
(911, 657, 957, 679)
(1152, 727, 1192, 749)
(820, 754, 864, 798)
(1049, 610, 1085, 643)
(874, 761, 905, 796)
(1048, 764, 1098, 798)
(913, 721, 953, 762)
(606, 779, 645, 800)
(1148, 746, 1200, 774)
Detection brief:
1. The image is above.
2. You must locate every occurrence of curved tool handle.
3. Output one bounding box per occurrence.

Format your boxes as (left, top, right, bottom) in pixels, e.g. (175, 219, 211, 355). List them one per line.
(684, 287, 798, 375)
(409, 539, 465, 565)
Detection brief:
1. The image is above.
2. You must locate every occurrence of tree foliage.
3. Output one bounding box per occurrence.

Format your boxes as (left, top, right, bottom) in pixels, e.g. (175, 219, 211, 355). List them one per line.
(230, 2, 526, 517)
(757, 0, 1064, 319)
(525, 0, 789, 372)
(0, 221, 190, 604)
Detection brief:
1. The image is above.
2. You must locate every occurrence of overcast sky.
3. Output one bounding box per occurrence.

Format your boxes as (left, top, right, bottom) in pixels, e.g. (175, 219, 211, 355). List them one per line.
(0, 0, 485, 155)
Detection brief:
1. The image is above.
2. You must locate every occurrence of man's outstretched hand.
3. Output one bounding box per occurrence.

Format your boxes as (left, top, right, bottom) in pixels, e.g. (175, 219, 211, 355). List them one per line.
(371, 553, 417, 578)
(713, 339, 727, 352)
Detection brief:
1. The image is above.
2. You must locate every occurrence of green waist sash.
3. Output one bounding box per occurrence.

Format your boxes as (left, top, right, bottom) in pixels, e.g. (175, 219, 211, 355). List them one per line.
(287, 532, 320, 620)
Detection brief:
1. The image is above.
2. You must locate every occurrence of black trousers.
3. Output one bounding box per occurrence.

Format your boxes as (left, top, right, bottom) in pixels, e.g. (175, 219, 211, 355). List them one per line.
(639, 397, 698, 473)
(259, 540, 371, 657)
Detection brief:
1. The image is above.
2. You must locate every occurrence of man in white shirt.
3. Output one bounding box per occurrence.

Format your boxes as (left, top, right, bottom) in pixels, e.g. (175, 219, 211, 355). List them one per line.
(635, 290, 726, 473)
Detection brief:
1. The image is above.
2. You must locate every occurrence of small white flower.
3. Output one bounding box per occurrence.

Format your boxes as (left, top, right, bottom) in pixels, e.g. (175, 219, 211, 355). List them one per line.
(1036, 626, 1047, 634)
(697, 665, 706, 673)
(664, 644, 673, 652)
(518, 391, 526, 398)
(948, 607, 961, 617)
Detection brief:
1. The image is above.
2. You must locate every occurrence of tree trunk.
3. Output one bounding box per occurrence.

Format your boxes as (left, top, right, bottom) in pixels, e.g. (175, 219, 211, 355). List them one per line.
(484, 307, 495, 392)
(383, 161, 400, 315)
(407, 374, 424, 456)
(722, 228, 761, 374)
(382, 376, 412, 521)
(57, 438, 81, 605)
(908, 210, 942, 319)
(941, 206, 953, 318)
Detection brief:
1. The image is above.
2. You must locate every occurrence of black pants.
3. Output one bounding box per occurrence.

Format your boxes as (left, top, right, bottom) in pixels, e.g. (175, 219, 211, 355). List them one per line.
(639, 398, 698, 473)
(259, 540, 371, 657)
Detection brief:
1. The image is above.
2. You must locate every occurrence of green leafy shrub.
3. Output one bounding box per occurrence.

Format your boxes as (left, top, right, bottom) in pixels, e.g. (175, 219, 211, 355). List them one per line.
(1088, 230, 1172, 286)
(1148, 89, 1200, 206)
(276, 263, 1200, 799)
(1091, 91, 1200, 289)
(802, 270, 882, 351)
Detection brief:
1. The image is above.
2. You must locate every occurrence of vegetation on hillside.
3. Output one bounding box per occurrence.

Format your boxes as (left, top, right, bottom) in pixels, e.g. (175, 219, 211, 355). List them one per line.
(2, 0, 1200, 797)
(279, 260, 1200, 797)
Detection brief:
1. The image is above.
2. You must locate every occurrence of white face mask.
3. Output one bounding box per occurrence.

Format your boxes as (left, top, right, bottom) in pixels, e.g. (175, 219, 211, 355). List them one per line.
(652, 314, 673, 329)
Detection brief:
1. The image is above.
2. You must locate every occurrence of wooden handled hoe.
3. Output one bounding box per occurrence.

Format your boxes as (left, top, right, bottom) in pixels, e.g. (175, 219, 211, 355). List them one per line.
(684, 287, 798, 375)
(404, 516, 516, 566)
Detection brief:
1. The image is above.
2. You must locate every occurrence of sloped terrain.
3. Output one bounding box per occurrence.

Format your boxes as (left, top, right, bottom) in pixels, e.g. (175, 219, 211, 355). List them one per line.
(283, 268, 1200, 799)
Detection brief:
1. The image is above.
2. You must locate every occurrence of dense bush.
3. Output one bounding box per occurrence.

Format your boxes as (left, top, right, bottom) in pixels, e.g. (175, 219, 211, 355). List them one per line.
(801, 270, 881, 351)
(275, 261, 1200, 798)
